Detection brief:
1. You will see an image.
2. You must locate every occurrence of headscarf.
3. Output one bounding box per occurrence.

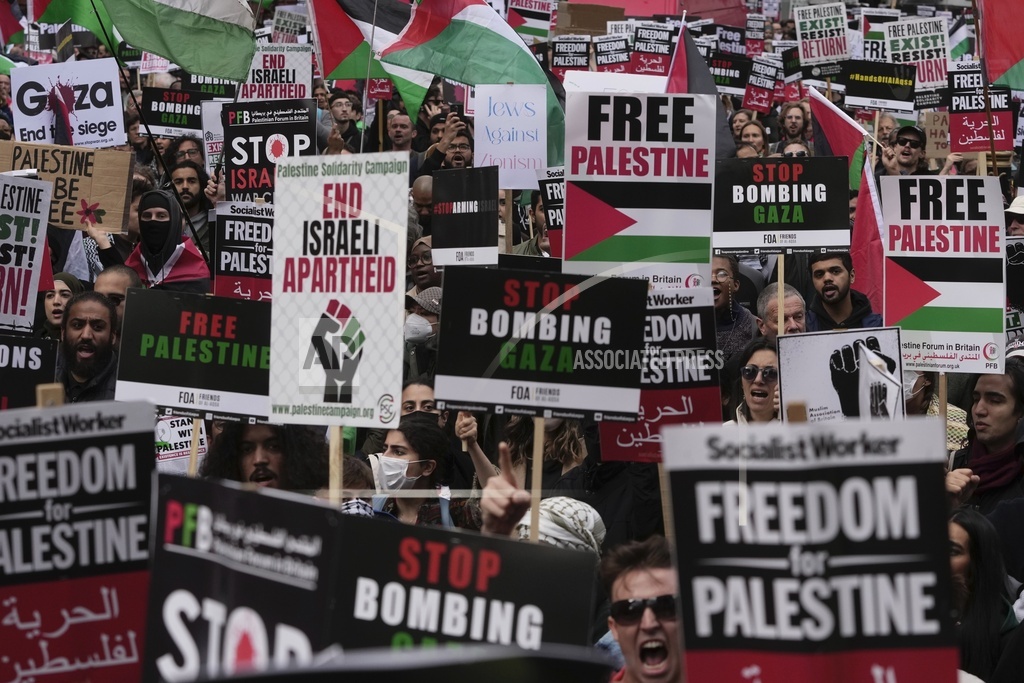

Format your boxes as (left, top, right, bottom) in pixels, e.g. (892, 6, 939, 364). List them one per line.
(514, 496, 606, 556)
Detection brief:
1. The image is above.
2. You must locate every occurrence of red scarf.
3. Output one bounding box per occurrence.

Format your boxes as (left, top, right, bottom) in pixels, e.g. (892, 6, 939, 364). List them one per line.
(970, 440, 1023, 493)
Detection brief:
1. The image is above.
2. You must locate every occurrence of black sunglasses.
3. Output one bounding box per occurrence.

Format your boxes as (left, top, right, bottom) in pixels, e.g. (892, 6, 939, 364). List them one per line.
(740, 364, 779, 382)
(609, 595, 678, 625)
(895, 137, 923, 149)
(783, 150, 808, 157)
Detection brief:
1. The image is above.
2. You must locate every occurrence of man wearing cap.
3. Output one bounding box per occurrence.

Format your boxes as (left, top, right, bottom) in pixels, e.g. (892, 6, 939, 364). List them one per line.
(1006, 196, 1024, 236)
(125, 190, 211, 293)
(405, 286, 442, 379)
(879, 125, 932, 176)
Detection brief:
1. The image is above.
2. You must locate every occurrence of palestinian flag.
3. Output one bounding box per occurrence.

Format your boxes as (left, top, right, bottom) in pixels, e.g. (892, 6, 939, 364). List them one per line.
(506, 0, 551, 41)
(949, 12, 974, 61)
(977, 0, 1024, 89)
(860, 7, 900, 62)
(33, 0, 118, 54)
(376, 0, 566, 166)
(850, 162, 883, 314)
(0, 53, 19, 75)
(666, 28, 736, 158)
(808, 87, 866, 191)
(0, 0, 24, 44)
(310, 0, 430, 117)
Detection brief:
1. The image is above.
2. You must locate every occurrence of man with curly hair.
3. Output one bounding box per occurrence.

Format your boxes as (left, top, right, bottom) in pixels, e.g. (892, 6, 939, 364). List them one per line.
(200, 423, 329, 493)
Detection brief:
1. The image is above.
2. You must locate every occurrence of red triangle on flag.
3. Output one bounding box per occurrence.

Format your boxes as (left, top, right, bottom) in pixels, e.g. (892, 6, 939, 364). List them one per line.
(506, 8, 527, 28)
(564, 181, 636, 257)
(884, 257, 941, 326)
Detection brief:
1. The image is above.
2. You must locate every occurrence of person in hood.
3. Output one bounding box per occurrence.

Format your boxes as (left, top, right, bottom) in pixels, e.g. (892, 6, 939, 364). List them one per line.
(806, 251, 881, 330)
(36, 272, 83, 339)
(125, 190, 210, 293)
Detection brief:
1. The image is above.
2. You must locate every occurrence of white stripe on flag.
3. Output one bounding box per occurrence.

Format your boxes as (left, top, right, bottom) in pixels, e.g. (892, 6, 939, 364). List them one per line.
(926, 280, 1003, 310)
(618, 209, 712, 237)
(153, 0, 255, 29)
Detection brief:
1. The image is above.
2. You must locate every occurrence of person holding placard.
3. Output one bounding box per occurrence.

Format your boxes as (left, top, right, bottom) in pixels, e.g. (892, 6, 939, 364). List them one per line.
(726, 339, 780, 424)
(807, 252, 881, 331)
(879, 125, 933, 177)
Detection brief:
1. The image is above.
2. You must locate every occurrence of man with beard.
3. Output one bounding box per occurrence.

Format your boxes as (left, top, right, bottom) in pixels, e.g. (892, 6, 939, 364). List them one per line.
(199, 423, 329, 493)
(407, 236, 442, 297)
(772, 102, 808, 153)
(416, 112, 473, 179)
(512, 190, 551, 256)
(328, 91, 362, 150)
(879, 125, 931, 176)
(59, 292, 119, 402)
(601, 536, 684, 683)
(807, 251, 881, 330)
(388, 113, 425, 180)
(125, 190, 211, 293)
(169, 160, 213, 256)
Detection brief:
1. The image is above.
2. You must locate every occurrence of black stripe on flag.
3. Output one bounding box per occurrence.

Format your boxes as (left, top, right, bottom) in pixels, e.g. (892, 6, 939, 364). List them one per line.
(888, 256, 1003, 283)
(336, 0, 410, 34)
(571, 180, 712, 210)
(514, 7, 550, 21)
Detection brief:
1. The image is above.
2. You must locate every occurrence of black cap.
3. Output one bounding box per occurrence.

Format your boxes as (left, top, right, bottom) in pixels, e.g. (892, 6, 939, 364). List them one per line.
(895, 125, 926, 142)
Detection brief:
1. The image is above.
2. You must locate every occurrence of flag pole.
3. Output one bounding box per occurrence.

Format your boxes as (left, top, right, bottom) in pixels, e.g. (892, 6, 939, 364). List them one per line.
(359, 0, 382, 155)
(971, 0, 999, 178)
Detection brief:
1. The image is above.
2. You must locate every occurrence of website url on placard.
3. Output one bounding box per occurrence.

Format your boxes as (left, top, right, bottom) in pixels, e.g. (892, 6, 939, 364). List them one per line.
(272, 404, 374, 419)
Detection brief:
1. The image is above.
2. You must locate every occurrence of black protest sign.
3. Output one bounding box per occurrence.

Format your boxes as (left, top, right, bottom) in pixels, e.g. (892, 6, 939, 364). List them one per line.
(551, 35, 590, 82)
(664, 420, 958, 681)
(181, 73, 238, 98)
(844, 60, 916, 114)
(593, 34, 631, 73)
(143, 475, 343, 682)
(1, 401, 155, 683)
(0, 335, 56, 409)
(334, 513, 597, 650)
(1008, 237, 1024, 321)
(536, 165, 563, 259)
(142, 86, 219, 138)
(431, 166, 499, 266)
(742, 56, 779, 114)
(434, 267, 647, 421)
(213, 201, 274, 301)
(117, 42, 143, 67)
(115, 289, 270, 421)
(949, 64, 1014, 153)
(745, 13, 767, 56)
(629, 22, 674, 76)
(529, 41, 549, 70)
(713, 157, 849, 256)
(708, 51, 751, 96)
(223, 99, 317, 204)
(715, 25, 745, 56)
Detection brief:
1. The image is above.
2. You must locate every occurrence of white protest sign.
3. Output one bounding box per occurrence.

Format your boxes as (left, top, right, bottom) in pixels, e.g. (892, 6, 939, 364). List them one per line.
(239, 43, 313, 101)
(473, 84, 547, 189)
(793, 2, 850, 66)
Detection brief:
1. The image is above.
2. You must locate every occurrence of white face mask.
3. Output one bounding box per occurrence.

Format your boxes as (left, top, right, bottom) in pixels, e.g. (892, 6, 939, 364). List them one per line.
(404, 313, 434, 343)
(379, 454, 423, 491)
(902, 371, 923, 401)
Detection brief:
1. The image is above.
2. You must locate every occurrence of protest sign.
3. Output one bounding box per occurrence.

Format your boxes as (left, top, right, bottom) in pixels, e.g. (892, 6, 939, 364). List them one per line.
(630, 22, 674, 76)
(561, 70, 666, 94)
(336, 511, 598, 649)
(607, 19, 635, 44)
(778, 327, 905, 422)
(1007, 237, 1024, 342)
(1, 401, 156, 683)
(794, 2, 849, 66)
(593, 34, 631, 73)
(142, 87, 219, 138)
(881, 175, 1005, 373)
(844, 60, 916, 114)
(140, 51, 175, 74)
(431, 166, 499, 266)
(508, 0, 552, 41)
(0, 141, 132, 231)
(716, 25, 746, 56)
(663, 418, 957, 681)
(116, 289, 271, 421)
(143, 475, 343, 681)
(474, 84, 547, 189)
(0, 175, 52, 332)
(200, 100, 225, 177)
(745, 13, 767, 57)
(224, 99, 317, 204)
(366, 78, 393, 101)
(537, 166, 564, 259)
(214, 201, 274, 301)
(599, 288, 720, 462)
(551, 35, 590, 82)
(860, 7, 901, 62)
(271, 152, 406, 427)
(924, 111, 950, 159)
(713, 157, 848, 256)
(564, 92, 716, 284)
(155, 415, 208, 474)
(801, 61, 844, 93)
(240, 44, 313, 101)
(885, 17, 950, 109)
(708, 51, 752, 96)
(272, 6, 307, 43)
(11, 59, 125, 148)
(181, 73, 237, 98)
(0, 335, 56, 408)
(948, 64, 1013, 152)
(743, 55, 779, 114)
(434, 267, 646, 420)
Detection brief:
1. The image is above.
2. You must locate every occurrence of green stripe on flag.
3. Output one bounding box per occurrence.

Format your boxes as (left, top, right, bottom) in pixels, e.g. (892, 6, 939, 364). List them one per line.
(897, 306, 1003, 333)
(849, 141, 866, 191)
(515, 26, 548, 38)
(570, 235, 710, 263)
(995, 59, 1024, 91)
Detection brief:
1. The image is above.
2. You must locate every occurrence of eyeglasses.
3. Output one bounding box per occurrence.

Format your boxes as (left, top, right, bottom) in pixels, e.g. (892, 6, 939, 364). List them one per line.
(609, 595, 678, 625)
(783, 150, 808, 157)
(175, 148, 200, 159)
(711, 269, 732, 282)
(895, 137, 923, 149)
(409, 252, 433, 266)
(740, 364, 779, 382)
(448, 144, 472, 152)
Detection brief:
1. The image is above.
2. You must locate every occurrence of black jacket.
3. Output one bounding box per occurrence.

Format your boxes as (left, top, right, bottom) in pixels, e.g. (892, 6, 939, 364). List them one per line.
(808, 289, 883, 331)
(60, 352, 118, 403)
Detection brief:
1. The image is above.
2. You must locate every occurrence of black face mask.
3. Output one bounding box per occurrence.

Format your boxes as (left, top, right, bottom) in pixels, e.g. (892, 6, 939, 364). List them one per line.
(141, 218, 171, 253)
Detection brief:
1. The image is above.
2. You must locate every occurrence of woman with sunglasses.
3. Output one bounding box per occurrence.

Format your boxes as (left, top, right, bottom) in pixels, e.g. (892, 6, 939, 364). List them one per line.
(726, 339, 780, 424)
(780, 139, 811, 158)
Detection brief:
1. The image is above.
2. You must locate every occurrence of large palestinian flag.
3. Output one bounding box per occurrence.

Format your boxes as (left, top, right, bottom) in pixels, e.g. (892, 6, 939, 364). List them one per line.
(880, 175, 1005, 374)
(978, 0, 1024, 89)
